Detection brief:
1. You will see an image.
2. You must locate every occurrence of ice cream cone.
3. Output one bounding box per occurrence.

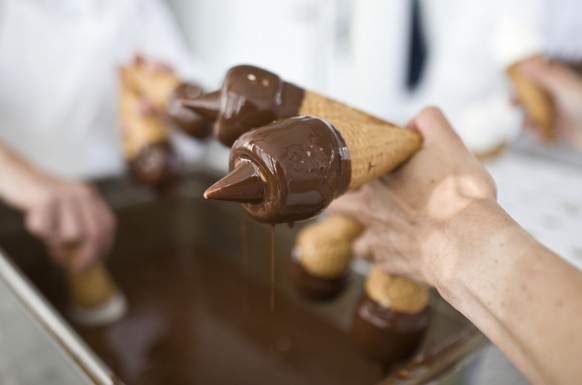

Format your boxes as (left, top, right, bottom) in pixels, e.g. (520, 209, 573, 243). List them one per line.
(119, 67, 168, 159)
(365, 265, 428, 314)
(204, 115, 421, 223)
(119, 67, 180, 188)
(129, 65, 181, 111)
(507, 57, 555, 142)
(64, 246, 127, 326)
(294, 214, 363, 279)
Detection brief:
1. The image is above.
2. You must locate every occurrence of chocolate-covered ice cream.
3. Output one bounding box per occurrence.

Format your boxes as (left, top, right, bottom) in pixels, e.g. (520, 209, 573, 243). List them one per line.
(204, 116, 351, 223)
(351, 294, 430, 364)
(182, 65, 304, 146)
(166, 84, 214, 139)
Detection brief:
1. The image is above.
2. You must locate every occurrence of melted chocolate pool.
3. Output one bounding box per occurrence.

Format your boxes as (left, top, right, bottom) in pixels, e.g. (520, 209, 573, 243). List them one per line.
(14, 242, 384, 385)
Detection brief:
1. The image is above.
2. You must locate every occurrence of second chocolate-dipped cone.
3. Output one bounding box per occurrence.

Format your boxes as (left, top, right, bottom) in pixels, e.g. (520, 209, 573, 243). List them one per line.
(180, 91, 221, 120)
(204, 160, 265, 203)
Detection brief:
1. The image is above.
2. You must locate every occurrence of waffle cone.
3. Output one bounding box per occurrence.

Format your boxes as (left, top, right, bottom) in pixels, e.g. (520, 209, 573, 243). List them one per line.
(64, 256, 118, 310)
(295, 215, 364, 279)
(507, 58, 554, 141)
(299, 91, 422, 189)
(119, 67, 169, 159)
(365, 265, 429, 314)
(130, 65, 181, 111)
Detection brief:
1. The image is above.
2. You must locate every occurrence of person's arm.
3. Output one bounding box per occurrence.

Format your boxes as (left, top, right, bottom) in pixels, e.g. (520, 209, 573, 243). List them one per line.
(330, 107, 582, 385)
(0, 143, 115, 271)
(519, 60, 582, 149)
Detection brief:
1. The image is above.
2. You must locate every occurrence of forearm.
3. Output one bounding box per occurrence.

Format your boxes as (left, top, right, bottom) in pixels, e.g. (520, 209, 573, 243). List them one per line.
(434, 200, 582, 385)
(0, 142, 46, 210)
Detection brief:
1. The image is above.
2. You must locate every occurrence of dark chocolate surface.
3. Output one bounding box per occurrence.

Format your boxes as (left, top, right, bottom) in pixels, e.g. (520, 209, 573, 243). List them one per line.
(351, 295, 430, 364)
(208, 116, 351, 224)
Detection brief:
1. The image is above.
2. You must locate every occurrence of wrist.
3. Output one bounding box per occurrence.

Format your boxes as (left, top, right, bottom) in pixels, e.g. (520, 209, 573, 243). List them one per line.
(427, 199, 528, 302)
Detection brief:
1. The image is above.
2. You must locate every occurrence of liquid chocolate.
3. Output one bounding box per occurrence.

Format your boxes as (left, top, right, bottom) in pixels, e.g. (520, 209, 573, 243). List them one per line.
(166, 84, 214, 139)
(182, 65, 305, 146)
(128, 141, 180, 190)
(351, 294, 430, 364)
(15, 243, 385, 385)
(289, 257, 349, 301)
(205, 116, 351, 224)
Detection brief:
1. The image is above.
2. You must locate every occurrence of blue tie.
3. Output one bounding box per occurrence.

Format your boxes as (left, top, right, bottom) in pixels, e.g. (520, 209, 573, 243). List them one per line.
(407, 0, 428, 91)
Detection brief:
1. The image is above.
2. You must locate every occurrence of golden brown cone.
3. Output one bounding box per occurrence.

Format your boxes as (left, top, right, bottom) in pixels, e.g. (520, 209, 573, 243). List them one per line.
(295, 215, 364, 279)
(299, 91, 423, 189)
(118, 67, 169, 159)
(365, 265, 429, 314)
(507, 57, 555, 142)
(63, 246, 118, 310)
(127, 63, 181, 111)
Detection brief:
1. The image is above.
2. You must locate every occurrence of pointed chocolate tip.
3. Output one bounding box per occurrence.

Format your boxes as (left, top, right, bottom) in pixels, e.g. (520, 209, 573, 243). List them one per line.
(204, 160, 266, 204)
(180, 90, 221, 120)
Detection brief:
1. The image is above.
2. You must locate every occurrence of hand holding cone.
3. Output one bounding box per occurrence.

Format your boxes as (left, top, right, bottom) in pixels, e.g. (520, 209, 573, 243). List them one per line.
(508, 56, 555, 142)
(118, 66, 180, 188)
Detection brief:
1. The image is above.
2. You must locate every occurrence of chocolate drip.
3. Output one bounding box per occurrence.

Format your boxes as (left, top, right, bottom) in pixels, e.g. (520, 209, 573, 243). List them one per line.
(166, 84, 214, 139)
(351, 294, 430, 364)
(128, 141, 180, 190)
(182, 65, 305, 146)
(204, 116, 351, 224)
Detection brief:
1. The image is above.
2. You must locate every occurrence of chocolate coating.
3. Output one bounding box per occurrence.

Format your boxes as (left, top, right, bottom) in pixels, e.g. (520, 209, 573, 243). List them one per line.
(351, 294, 430, 364)
(128, 141, 180, 189)
(183, 65, 305, 146)
(289, 256, 349, 302)
(226, 116, 351, 224)
(166, 83, 213, 139)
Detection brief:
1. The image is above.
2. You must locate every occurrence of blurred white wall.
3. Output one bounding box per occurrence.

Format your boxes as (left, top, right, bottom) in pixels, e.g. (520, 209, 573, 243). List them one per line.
(165, 0, 344, 94)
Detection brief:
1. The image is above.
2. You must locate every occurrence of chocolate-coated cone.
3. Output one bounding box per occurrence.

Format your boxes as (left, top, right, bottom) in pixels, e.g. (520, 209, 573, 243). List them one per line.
(181, 90, 221, 120)
(204, 160, 265, 203)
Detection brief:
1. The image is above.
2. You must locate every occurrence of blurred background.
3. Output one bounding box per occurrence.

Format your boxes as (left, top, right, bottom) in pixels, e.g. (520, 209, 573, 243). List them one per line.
(1, 1, 582, 384)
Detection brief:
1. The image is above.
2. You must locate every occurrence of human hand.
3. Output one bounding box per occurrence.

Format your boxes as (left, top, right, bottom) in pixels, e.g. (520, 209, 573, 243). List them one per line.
(518, 60, 582, 149)
(0, 155, 115, 272)
(329, 107, 497, 286)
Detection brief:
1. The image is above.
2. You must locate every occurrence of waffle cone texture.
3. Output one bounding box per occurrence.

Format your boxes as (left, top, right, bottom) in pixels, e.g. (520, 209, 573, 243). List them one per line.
(299, 91, 423, 189)
(119, 67, 169, 159)
(295, 215, 364, 279)
(365, 265, 429, 314)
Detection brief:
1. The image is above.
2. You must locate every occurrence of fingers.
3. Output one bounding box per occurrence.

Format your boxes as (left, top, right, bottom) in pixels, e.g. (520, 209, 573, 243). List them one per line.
(519, 60, 580, 95)
(24, 183, 116, 272)
(407, 106, 464, 148)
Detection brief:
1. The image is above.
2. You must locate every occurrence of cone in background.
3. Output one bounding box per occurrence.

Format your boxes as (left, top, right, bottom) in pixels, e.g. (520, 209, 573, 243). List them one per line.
(507, 56, 555, 142)
(118, 67, 180, 189)
(290, 215, 363, 301)
(64, 248, 127, 327)
(351, 265, 430, 364)
(204, 115, 421, 224)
